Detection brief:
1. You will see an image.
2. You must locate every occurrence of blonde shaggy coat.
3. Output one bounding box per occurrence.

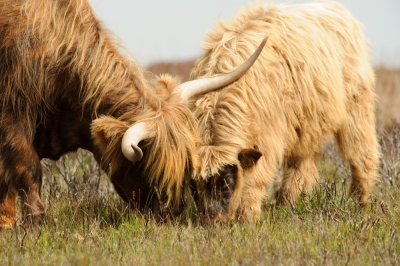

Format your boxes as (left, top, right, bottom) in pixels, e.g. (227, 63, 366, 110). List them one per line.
(190, 1, 379, 222)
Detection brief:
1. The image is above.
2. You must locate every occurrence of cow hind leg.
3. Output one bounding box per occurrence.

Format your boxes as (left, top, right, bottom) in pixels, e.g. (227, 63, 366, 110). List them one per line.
(335, 115, 379, 205)
(275, 156, 319, 205)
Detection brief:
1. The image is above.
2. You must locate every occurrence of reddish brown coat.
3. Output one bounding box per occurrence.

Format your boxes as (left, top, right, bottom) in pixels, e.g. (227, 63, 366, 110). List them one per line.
(0, 0, 200, 227)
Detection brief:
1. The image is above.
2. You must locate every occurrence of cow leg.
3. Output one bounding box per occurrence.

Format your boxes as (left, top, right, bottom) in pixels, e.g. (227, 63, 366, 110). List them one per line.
(14, 148, 45, 226)
(236, 181, 265, 222)
(0, 120, 45, 227)
(237, 158, 276, 222)
(275, 156, 319, 205)
(335, 112, 379, 204)
(0, 186, 17, 228)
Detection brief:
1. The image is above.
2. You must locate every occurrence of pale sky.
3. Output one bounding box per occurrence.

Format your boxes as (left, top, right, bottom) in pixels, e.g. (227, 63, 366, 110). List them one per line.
(90, 0, 400, 68)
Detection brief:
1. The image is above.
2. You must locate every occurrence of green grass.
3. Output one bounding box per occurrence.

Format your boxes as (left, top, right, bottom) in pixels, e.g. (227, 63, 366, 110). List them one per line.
(1, 128, 400, 266)
(2, 68, 400, 266)
(2, 197, 399, 265)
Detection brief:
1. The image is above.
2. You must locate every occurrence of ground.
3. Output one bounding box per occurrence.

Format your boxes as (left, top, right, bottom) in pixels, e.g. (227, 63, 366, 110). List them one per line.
(0, 66, 399, 266)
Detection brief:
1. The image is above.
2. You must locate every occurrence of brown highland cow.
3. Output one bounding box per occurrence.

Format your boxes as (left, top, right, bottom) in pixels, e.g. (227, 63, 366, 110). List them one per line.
(188, 1, 380, 224)
(0, 0, 264, 228)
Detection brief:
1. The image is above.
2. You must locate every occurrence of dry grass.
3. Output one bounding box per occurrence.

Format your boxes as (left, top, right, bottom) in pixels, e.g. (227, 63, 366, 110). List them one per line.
(1, 65, 399, 265)
(146, 59, 195, 82)
(375, 68, 400, 124)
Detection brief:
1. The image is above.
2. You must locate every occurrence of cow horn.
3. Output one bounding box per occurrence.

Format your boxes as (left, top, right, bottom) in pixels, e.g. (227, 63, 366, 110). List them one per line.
(178, 36, 268, 101)
(121, 122, 154, 162)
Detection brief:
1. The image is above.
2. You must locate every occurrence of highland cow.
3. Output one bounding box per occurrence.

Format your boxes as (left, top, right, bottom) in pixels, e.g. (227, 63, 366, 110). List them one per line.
(0, 0, 264, 228)
(188, 1, 380, 224)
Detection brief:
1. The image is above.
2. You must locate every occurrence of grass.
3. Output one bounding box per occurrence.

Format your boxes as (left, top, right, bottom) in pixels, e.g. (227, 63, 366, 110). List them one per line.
(1, 68, 400, 265)
(2, 175, 399, 265)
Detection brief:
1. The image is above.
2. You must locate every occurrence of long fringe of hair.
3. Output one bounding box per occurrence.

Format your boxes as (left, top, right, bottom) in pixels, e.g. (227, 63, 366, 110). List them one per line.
(135, 94, 201, 206)
(93, 92, 201, 206)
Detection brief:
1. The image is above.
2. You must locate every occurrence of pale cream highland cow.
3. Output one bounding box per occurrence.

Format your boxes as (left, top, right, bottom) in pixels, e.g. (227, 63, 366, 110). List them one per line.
(188, 0, 380, 224)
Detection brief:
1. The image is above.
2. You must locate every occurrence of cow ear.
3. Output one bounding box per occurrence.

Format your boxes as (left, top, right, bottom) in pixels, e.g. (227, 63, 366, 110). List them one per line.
(91, 116, 128, 153)
(238, 147, 263, 171)
(155, 74, 180, 98)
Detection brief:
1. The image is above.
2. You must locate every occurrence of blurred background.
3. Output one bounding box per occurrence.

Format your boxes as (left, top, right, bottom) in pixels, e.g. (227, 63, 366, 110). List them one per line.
(90, 0, 400, 68)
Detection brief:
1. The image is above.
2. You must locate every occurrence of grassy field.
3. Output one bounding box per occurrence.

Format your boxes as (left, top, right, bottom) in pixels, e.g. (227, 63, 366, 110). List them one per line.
(1, 67, 399, 265)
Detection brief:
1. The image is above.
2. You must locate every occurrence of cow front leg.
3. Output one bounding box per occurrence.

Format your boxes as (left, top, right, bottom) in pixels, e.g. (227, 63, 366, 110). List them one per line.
(11, 146, 45, 226)
(275, 156, 320, 205)
(0, 186, 17, 229)
(10, 154, 45, 227)
(1, 113, 45, 227)
(9, 143, 45, 226)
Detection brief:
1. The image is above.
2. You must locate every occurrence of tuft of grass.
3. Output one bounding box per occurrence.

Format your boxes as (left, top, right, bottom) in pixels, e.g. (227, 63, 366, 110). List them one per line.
(375, 68, 400, 124)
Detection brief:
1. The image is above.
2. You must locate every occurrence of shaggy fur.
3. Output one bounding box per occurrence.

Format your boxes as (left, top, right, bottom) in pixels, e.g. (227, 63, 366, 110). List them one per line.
(0, 0, 200, 227)
(189, 0, 380, 223)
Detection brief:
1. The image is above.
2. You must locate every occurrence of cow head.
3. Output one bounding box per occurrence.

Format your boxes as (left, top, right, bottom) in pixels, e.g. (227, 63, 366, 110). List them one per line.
(91, 95, 200, 221)
(191, 145, 262, 225)
(90, 37, 268, 221)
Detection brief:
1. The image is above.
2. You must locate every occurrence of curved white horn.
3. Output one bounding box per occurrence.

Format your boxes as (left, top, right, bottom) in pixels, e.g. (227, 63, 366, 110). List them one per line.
(121, 122, 154, 162)
(178, 36, 268, 101)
